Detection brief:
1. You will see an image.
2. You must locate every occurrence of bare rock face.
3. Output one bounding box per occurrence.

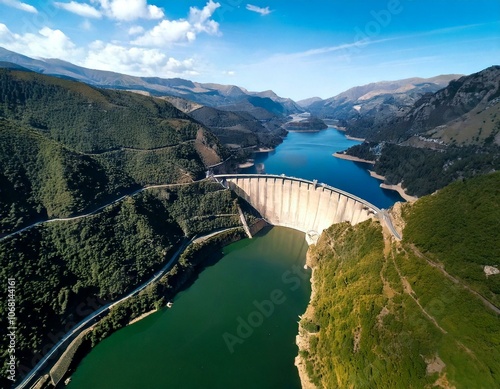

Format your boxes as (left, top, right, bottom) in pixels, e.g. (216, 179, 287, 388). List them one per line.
(484, 265, 500, 277)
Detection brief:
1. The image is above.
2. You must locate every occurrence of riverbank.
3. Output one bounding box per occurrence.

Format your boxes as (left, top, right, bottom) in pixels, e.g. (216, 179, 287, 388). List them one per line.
(295, 250, 318, 389)
(333, 152, 375, 164)
(368, 170, 386, 180)
(380, 183, 418, 202)
(128, 309, 157, 325)
(255, 147, 274, 153)
(367, 170, 418, 202)
(238, 160, 255, 168)
(345, 134, 365, 142)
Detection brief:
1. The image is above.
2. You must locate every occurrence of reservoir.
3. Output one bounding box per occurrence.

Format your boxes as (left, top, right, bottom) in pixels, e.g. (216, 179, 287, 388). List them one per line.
(68, 129, 401, 388)
(242, 127, 403, 209)
(68, 227, 310, 389)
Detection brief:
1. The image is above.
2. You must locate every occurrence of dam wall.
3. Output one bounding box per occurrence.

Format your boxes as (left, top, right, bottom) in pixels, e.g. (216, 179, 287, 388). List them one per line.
(214, 174, 381, 236)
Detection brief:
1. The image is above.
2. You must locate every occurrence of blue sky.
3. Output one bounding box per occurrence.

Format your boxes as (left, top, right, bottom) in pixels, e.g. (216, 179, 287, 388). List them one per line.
(0, 0, 499, 100)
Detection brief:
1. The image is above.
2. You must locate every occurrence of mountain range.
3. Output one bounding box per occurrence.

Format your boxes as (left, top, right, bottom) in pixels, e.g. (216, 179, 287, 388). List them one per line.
(1, 46, 498, 198)
(342, 66, 500, 196)
(0, 47, 302, 115)
(304, 74, 462, 136)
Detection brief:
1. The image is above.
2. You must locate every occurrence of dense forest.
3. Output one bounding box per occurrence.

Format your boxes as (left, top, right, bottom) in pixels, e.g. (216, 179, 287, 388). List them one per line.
(299, 172, 500, 388)
(345, 142, 500, 196)
(0, 69, 227, 233)
(0, 180, 251, 384)
(0, 69, 196, 152)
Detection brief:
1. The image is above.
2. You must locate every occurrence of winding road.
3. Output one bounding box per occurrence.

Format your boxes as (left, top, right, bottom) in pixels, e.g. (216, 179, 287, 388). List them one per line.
(1, 180, 205, 243)
(15, 237, 193, 389)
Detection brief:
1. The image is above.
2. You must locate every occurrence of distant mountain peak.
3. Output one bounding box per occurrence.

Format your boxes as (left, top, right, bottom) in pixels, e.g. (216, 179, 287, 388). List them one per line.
(0, 46, 303, 116)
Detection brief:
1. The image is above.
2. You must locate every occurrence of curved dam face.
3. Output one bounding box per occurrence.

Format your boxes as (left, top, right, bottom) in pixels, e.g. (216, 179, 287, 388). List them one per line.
(214, 174, 381, 237)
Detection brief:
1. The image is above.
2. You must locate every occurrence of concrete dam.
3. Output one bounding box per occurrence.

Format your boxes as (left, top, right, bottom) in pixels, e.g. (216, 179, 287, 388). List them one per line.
(214, 174, 383, 240)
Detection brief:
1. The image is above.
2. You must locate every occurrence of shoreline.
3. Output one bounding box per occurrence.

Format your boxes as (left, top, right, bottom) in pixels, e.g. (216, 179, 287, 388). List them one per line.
(238, 159, 255, 169)
(128, 309, 158, 325)
(345, 134, 365, 142)
(368, 170, 418, 202)
(255, 147, 274, 153)
(333, 152, 375, 164)
(380, 183, 418, 202)
(295, 251, 318, 389)
(368, 170, 386, 181)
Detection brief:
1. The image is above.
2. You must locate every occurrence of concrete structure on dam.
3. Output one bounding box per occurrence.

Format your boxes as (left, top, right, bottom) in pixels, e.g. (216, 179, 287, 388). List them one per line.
(213, 174, 387, 242)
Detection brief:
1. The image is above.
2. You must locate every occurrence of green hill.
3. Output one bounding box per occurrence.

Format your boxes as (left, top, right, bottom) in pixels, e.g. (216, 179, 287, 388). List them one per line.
(0, 181, 246, 385)
(0, 69, 255, 386)
(299, 172, 500, 388)
(0, 69, 226, 233)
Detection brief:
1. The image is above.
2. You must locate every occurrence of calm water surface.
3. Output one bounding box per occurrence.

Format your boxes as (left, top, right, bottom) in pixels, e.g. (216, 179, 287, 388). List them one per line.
(243, 127, 403, 208)
(68, 128, 402, 388)
(68, 227, 310, 389)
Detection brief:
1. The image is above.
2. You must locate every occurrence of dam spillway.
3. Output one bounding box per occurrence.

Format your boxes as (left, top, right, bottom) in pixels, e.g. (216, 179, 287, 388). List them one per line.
(214, 174, 382, 237)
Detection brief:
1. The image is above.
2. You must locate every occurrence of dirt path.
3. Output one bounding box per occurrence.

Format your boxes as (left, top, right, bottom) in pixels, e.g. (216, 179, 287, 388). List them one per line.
(408, 244, 500, 315)
(391, 248, 448, 334)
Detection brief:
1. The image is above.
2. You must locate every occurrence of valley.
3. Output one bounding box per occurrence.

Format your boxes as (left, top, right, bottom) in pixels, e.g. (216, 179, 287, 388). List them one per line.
(0, 47, 498, 389)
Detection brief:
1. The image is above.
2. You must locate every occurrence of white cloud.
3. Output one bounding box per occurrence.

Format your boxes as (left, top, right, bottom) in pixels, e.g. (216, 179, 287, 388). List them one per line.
(246, 4, 271, 16)
(54, 1, 102, 18)
(133, 0, 220, 46)
(84, 41, 199, 77)
(165, 57, 198, 76)
(133, 19, 193, 46)
(0, 23, 84, 59)
(188, 0, 221, 35)
(128, 25, 145, 35)
(0, 0, 37, 13)
(54, 0, 164, 21)
(93, 0, 164, 21)
(223, 70, 235, 76)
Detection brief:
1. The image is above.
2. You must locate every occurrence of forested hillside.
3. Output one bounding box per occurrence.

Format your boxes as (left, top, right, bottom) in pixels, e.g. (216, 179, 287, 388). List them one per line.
(299, 172, 500, 388)
(347, 142, 500, 196)
(0, 181, 247, 384)
(0, 69, 226, 233)
(0, 69, 247, 385)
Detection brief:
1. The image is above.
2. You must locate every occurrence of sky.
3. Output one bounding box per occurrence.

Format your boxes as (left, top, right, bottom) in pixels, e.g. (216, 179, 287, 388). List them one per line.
(0, 0, 499, 100)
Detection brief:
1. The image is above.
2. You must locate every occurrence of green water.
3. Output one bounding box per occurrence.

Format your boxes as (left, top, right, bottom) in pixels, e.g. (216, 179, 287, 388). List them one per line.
(68, 227, 310, 389)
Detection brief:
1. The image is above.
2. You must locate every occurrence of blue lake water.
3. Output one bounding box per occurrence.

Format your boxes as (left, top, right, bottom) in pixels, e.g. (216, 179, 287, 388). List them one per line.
(242, 127, 403, 209)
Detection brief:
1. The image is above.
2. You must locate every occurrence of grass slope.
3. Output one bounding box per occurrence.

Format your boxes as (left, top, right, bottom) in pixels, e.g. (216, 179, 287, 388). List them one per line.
(300, 172, 500, 388)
